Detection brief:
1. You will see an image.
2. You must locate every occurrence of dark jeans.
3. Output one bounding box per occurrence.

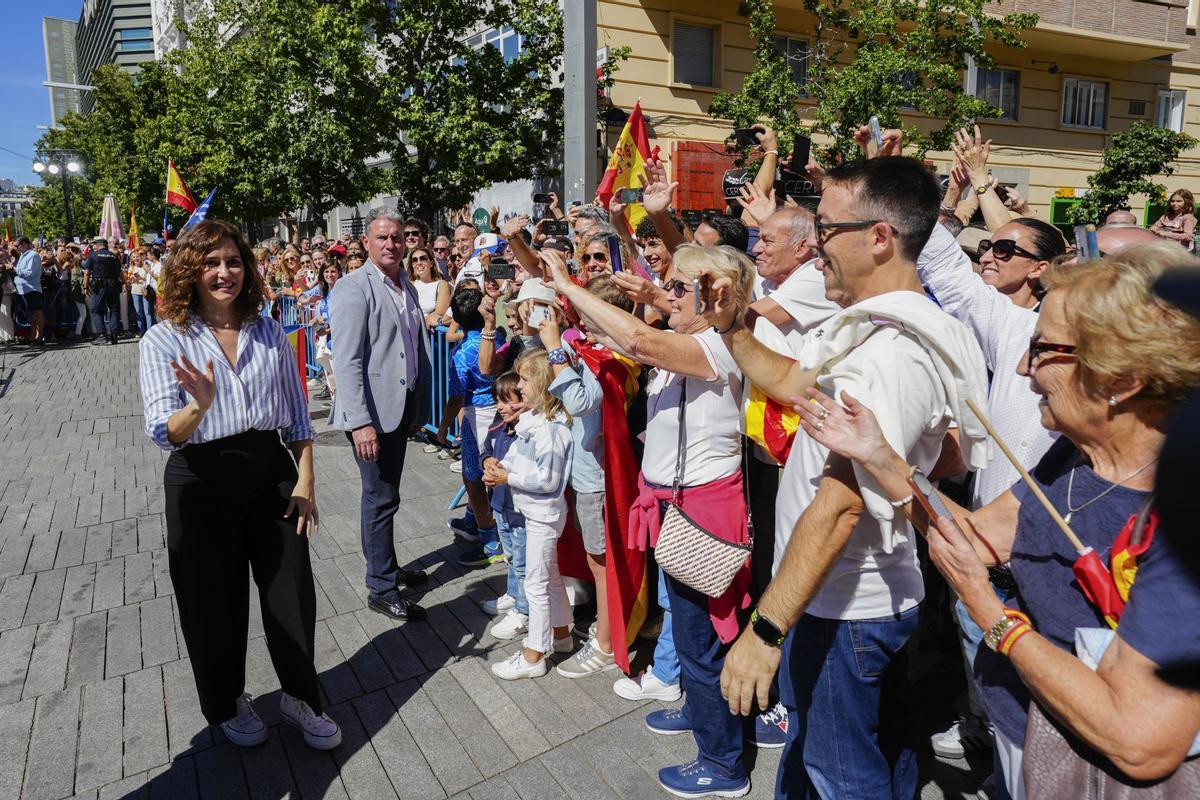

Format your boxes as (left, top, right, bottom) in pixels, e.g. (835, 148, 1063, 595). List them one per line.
(350, 395, 416, 597)
(776, 606, 921, 800)
(664, 573, 746, 779)
(163, 430, 321, 725)
(91, 283, 120, 336)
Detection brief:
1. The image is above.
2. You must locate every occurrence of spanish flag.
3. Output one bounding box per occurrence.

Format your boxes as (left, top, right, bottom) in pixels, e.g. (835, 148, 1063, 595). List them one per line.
(1072, 505, 1158, 629)
(166, 160, 198, 213)
(596, 101, 653, 233)
(128, 202, 140, 246)
(745, 383, 800, 465)
(575, 343, 646, 673)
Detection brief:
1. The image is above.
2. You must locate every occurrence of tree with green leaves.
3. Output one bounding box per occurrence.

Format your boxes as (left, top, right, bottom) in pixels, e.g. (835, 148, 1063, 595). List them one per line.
(1066, 121, 1198, 225)
(372, 0, 565, 220)
(710, 0, 1038, 163)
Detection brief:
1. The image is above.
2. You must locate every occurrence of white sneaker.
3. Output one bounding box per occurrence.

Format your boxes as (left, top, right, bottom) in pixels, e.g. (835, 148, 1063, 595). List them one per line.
(490, 610, 529, 640)
(280, 693, 342, 750)
(556, 637, 617, 678)
(449, 461, 462, 473)
(613, 669, 682, 702)
(931, 717, 992, 760)
(482, 594, 516, 616)
(219, 693, 268, 747)
(553, 634, 575, 654)
(492, 651, 548, 680)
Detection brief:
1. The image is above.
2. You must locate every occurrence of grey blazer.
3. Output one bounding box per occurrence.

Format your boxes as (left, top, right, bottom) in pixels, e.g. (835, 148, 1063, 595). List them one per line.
(328, 260, 431, 433)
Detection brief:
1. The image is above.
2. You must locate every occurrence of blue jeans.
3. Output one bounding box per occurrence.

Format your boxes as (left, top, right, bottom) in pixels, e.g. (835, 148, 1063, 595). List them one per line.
(497, 516, 528, 615)
(349, 413, 413, 597)
(955, 587, 1016, 800)
(777, 607, 921, 800)
(132, 293, 156, 333)
(651, 567, 680, 686)
(664, 573, 745, 779)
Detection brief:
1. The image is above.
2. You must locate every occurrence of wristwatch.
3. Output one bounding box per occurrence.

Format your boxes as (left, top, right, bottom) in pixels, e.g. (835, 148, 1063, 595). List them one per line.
(548, 347, 569, 366)
(983, 613, 1020, 652)
(750, 608, 786, 647)
(975, 183, 991, 195)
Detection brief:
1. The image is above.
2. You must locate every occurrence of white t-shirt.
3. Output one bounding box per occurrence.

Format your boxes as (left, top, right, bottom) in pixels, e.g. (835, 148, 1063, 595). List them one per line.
(774, 327, 951, 620)
(642, 328, 744, 487)
(766, 259, 837, 351)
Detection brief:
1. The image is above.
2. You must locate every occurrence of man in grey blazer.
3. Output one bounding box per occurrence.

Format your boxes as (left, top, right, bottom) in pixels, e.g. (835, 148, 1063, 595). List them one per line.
(330, 208, 431, 620)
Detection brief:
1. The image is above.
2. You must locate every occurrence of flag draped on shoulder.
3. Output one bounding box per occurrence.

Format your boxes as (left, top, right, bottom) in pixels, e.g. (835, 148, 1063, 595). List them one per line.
(574, 343, 646, 673)
(596, 101, 655, 234)
(184, 187, 217, 230)
(166, 160, 198, 213)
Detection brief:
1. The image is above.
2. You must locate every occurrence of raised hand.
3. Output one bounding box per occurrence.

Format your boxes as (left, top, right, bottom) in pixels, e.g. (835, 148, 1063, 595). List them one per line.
(641, 162, 678, 217)
(501, 214, 530, 240)
(852, 125, 904, 158)
(611, 270, 662, 306)
(950, 125, 991, 184)
(791, 388, 888, 467)
(539, 249, 573, 292)
(737, 182, 777, 225)
(699, 272, 738, 333)
(170, 354, 216, 411)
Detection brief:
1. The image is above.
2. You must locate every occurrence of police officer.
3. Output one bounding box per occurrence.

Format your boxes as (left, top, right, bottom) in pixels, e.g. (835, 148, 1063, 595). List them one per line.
(85, 238, 123, 345)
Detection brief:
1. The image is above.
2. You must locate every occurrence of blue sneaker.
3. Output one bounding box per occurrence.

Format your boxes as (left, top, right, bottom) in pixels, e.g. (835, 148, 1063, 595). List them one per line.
(752, 701, 788, 749)
(657, 759, 750, 798)
(645, 707, 691, 736)
(457, 545, 506, 568)
(448, 516, 478, 542)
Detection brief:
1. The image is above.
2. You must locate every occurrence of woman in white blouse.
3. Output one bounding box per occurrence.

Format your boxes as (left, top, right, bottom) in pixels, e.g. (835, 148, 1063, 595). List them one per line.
(137, 219, 340, 752)
(407, 245, 450, 328)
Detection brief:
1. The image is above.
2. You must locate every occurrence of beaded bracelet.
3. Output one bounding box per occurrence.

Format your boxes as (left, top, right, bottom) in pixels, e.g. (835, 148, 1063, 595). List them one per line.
(998, 622, 1033, 656)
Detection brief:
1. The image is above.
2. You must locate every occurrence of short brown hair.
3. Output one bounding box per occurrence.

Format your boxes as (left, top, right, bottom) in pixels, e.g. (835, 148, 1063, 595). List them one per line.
(1041, 240, 1200, 410)
(493, 371, 521, 401)
(584, 275, 634, 312)
(157, 219, 265, 328)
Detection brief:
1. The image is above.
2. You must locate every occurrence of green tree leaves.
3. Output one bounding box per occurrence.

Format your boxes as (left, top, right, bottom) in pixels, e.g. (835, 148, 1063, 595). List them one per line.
(1066, 121, 1198, 224)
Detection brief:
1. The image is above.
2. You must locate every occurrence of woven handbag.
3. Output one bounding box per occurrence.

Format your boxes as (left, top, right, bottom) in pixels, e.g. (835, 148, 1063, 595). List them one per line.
(654, 378, 752, 598)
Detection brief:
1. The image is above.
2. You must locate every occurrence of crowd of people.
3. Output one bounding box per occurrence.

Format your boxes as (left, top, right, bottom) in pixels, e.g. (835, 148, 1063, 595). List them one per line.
(130, 120, 1200, 800)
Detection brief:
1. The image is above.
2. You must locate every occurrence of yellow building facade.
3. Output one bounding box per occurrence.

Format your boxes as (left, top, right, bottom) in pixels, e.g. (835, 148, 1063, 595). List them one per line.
(596, 0, 1200, 224)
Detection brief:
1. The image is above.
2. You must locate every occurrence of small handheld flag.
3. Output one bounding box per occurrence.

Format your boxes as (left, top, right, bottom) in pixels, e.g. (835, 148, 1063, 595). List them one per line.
(166, 160, 198, 213)
(183, 187, 217, 230)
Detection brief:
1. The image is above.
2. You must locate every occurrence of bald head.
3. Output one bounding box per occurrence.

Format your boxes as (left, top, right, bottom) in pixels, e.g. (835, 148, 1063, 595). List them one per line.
(1103, 209, 1138, 227)
(1096, 225, 1160, 255)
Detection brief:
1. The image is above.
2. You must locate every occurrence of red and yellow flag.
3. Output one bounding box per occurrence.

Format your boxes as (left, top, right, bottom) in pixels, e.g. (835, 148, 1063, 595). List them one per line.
(128, 202, 140, 246)
(166, 160, 198, 213)
(596, 101, 653, 233)
(745, 384, 801, 465)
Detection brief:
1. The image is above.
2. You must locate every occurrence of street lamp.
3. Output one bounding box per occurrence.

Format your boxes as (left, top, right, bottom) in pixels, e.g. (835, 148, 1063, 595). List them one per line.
(32, 149, 83, 240)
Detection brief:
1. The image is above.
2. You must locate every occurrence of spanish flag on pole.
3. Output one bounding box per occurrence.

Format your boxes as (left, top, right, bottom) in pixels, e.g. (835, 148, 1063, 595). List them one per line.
(596, 100, 653, 233)
(166, 160, 198, 213)
(128, 202, 140, 246)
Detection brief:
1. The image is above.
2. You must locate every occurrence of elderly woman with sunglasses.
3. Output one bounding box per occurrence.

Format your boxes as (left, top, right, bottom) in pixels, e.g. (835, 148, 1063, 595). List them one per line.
(542, 242, 760, 795)
(795, 242, 1200, 798)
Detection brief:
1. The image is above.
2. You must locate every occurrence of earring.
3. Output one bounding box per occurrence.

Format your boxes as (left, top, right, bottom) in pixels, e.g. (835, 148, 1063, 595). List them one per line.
(1108, 395, 1118, 407)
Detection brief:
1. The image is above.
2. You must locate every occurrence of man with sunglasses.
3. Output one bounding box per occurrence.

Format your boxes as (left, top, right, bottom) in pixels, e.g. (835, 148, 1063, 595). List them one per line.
(709, 156, 991, 800)
(432, 235, 452, 280)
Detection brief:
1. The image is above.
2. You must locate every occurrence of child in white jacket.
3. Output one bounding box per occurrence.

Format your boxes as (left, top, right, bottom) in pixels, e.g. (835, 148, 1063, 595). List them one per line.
(483, 348, 574, 680)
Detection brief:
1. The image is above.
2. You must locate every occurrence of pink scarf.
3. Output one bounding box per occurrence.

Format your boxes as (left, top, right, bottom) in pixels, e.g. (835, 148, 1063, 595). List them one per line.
(628, 471, 751, 643)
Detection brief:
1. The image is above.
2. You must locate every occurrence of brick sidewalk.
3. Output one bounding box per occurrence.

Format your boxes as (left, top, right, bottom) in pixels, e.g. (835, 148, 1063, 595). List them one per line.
(0, 339, 981, 800)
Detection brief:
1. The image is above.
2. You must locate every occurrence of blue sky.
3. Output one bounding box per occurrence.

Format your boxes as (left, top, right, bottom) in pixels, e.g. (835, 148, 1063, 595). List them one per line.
(0, 2, 86, 187)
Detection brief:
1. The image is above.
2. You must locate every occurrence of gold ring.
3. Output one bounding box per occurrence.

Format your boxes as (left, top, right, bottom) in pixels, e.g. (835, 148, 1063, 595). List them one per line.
(815, 420, 824, 432)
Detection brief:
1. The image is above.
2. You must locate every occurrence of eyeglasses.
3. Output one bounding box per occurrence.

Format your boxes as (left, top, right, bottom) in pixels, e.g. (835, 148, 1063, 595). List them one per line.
(813, 218, 893, 245)
(1027, 337, 1077, 372)
(580, 252, 608, 264)
(411, 255, 430, 263)
(404, 230, 421, 238)
(433, 246, 449, 253)
(661, 279, 694, 298)
(980, 239, 1040, 262)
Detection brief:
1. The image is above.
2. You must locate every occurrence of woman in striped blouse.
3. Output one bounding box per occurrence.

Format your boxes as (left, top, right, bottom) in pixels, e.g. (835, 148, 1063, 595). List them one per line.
(138, 219, 341, 751)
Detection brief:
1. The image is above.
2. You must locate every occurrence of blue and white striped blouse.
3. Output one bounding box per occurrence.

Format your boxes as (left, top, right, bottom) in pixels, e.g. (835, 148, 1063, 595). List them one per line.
(138, 314, 315, 451)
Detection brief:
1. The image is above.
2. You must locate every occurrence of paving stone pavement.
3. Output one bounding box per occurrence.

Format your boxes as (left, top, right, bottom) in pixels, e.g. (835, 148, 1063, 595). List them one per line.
(0, 339, 984, 800)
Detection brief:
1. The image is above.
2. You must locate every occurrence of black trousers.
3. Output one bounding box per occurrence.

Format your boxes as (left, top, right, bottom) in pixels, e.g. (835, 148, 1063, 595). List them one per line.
(744, 447, 781, 601)
(164, 430, 322, 725)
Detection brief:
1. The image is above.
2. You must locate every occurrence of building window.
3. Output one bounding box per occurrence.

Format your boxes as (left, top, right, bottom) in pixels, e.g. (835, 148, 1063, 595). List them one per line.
(773, 36, 808, 93)
(1157, 88, 1187, 132)
(673, 21, 716, 87)
(117, 27, 152, 40)
(976, 68, 1020, 121)
(1062, 78, 1108, 129)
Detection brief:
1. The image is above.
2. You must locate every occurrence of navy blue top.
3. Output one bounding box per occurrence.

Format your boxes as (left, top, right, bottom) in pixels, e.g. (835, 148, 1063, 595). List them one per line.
(974, 437, 1151, 744)
(1117, 522, 1200, 674)
(481, 415, 525, 527)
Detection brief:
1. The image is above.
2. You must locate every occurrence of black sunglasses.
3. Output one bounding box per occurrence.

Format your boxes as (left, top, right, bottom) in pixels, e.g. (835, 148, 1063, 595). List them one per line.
(411, 255, 430, 262)
(404, 230, 421, 237)
(1027, 337, 1077, 372)
(662, 279, 694, 298)
(581, 252, 608, 264)
(980, 239, 1040, 261)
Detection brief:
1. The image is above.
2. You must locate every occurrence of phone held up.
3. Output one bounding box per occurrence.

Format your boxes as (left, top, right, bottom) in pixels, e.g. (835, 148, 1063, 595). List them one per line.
(906, 470, 953, 524)
(792, 133, 811, 168)
(542, 219, 569, 237)
(618, 187, 644, 204)
(733, 126, 761, 150)
(607, 236, 623, 273)
(532, 192, 553, 204)
(869, 116, 884, 150)
(486, 260, 516, 281)
(526, 303, 550, 329)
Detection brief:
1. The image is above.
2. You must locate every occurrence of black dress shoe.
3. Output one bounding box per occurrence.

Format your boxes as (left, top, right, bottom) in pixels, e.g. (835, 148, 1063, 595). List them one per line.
(367, 593, 426, 621)
(400, 568, 429, 587)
